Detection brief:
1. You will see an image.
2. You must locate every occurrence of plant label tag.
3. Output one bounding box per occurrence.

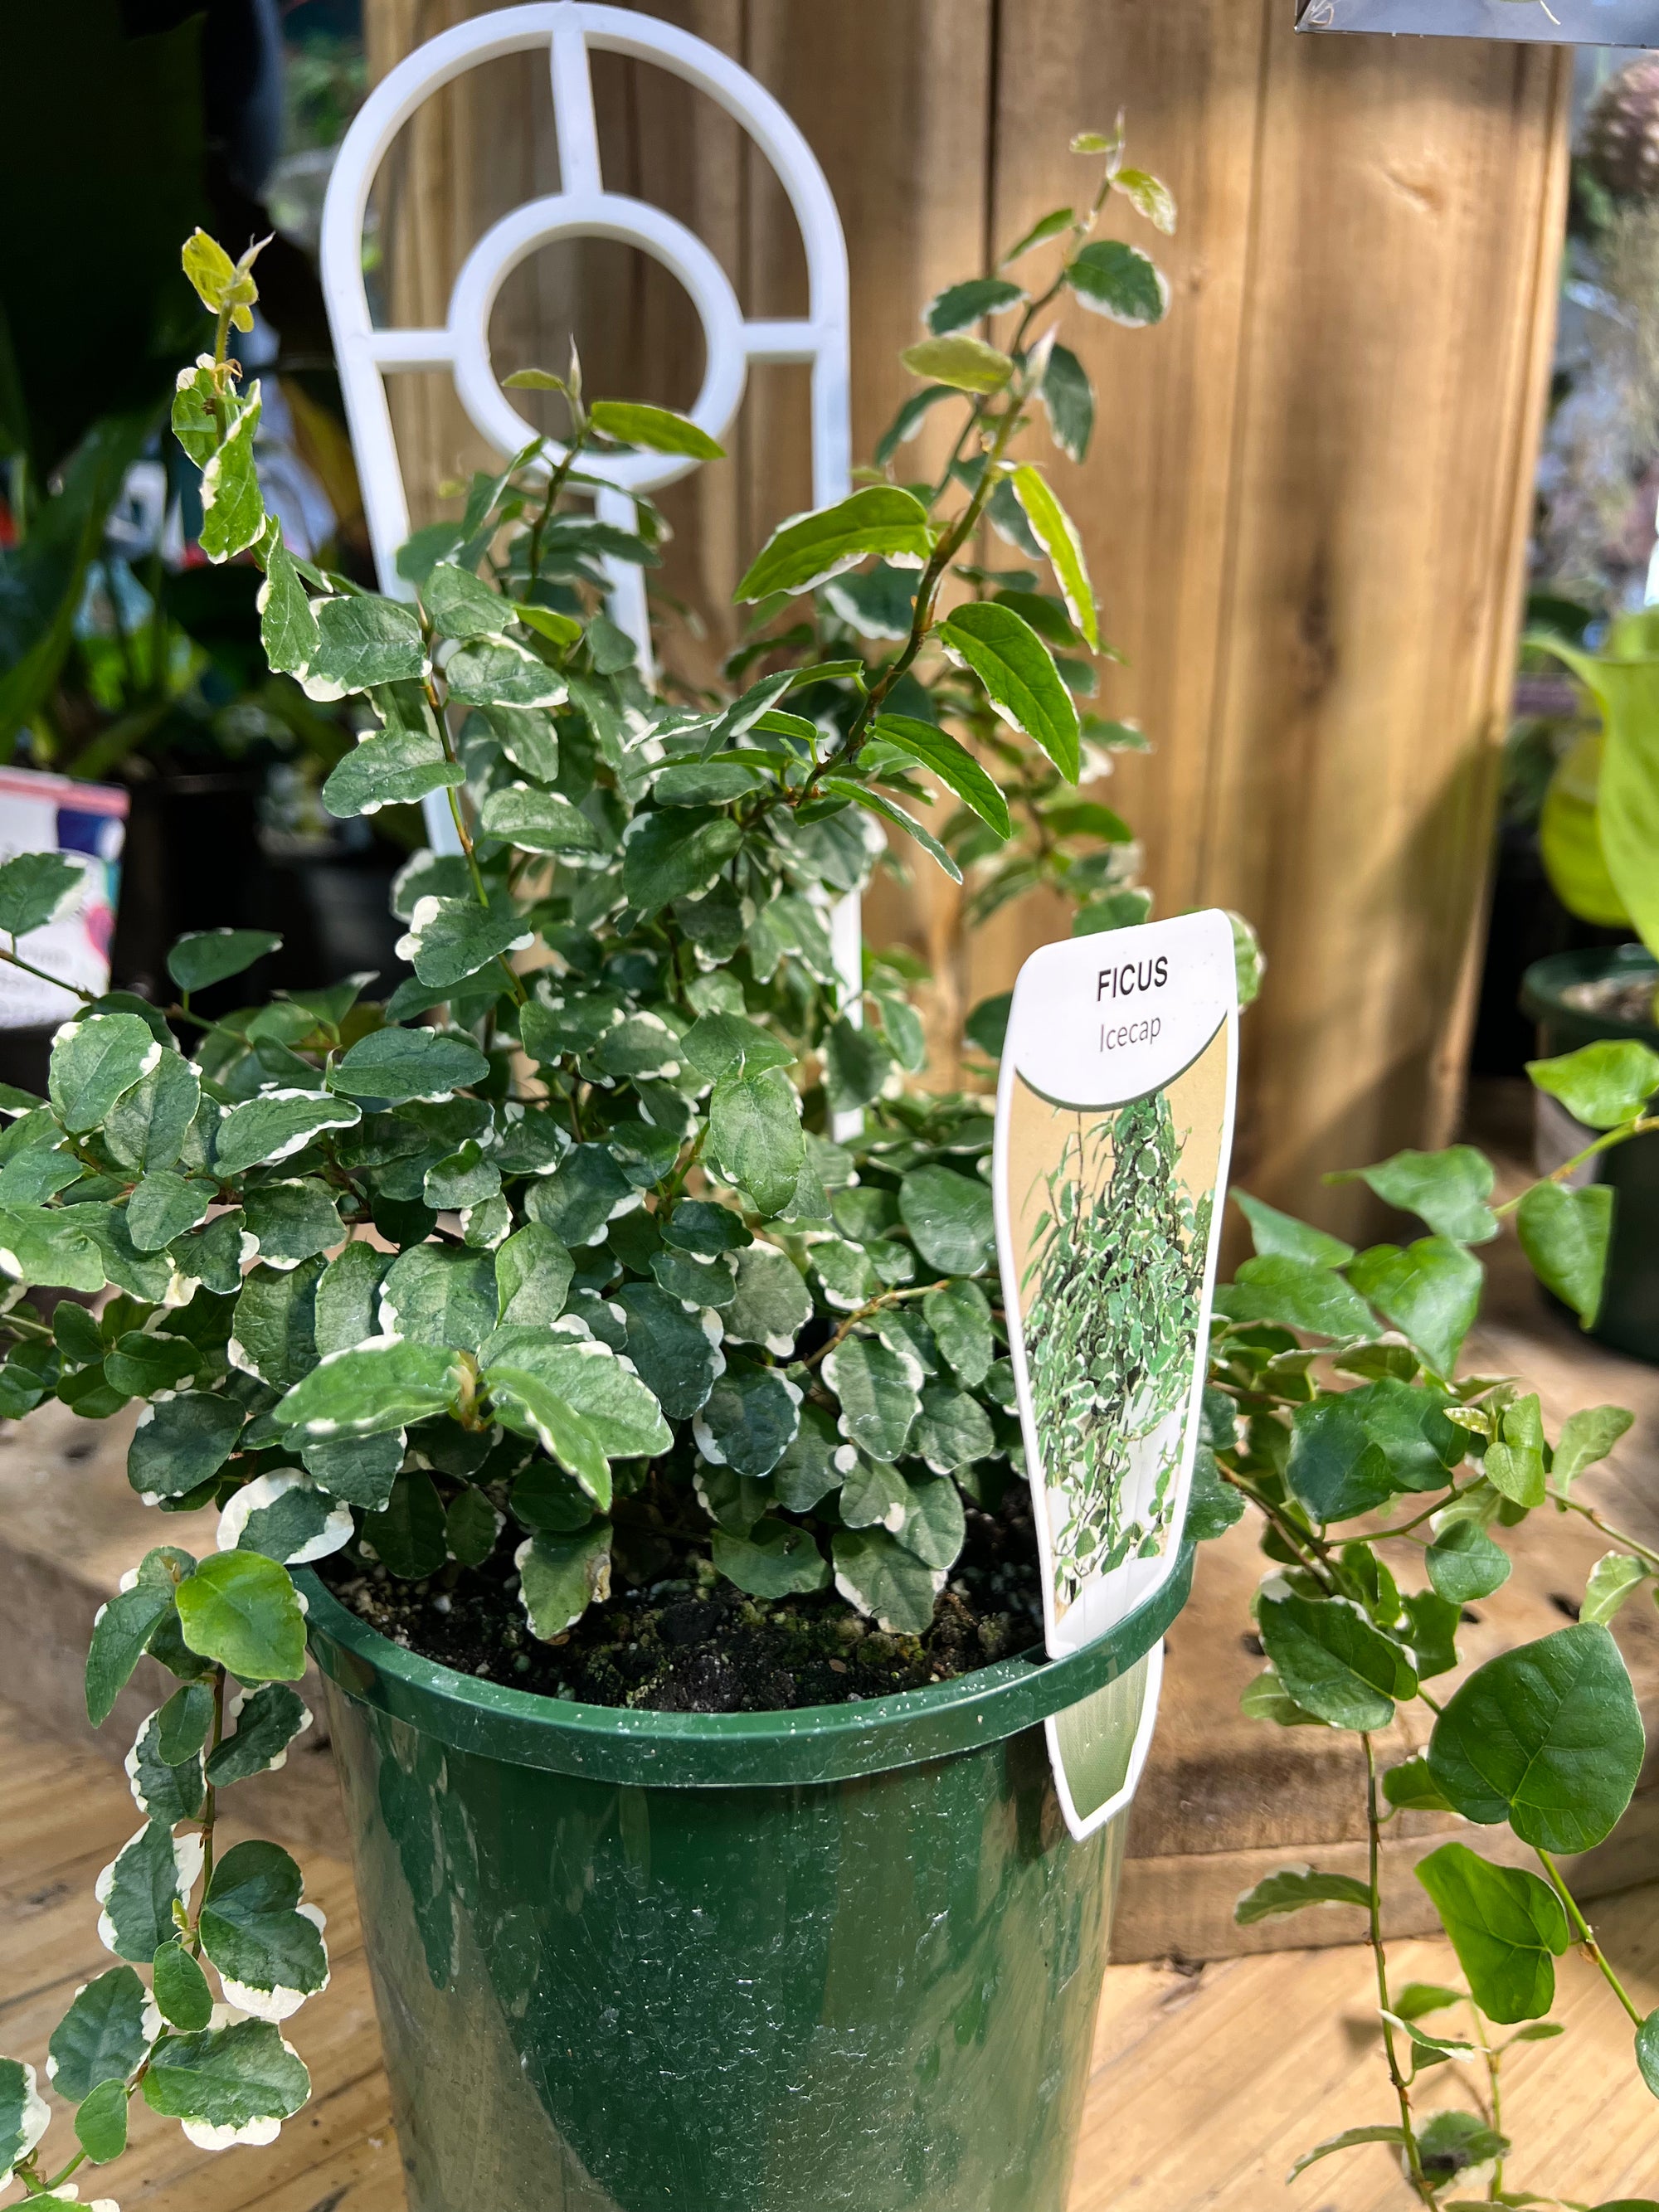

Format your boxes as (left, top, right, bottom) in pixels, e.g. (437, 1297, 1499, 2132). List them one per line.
(993, 911, 1238, 1838)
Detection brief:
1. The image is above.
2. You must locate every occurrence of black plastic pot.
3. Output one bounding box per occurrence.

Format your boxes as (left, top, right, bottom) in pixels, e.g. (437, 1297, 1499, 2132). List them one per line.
(1520, 945, 1659, 1364)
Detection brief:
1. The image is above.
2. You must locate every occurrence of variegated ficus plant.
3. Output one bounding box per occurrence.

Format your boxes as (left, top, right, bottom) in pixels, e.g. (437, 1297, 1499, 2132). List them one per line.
(0, 125, 1653, 2212)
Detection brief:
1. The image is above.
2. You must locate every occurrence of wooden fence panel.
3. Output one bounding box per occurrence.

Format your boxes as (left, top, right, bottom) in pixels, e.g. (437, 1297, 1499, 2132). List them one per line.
(358, 0, 1569, 1226)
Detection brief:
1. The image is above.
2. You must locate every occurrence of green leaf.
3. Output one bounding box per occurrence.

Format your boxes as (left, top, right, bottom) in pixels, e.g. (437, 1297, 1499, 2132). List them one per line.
(1554, 1404, 1634, 1490)
(707, 1067, 805, 1218)
(820, 778, 966, 883)
(141, 2018, 310, 2142)
(494, 1223, 574, 1327)
(1010, 464, 1099, 649)
(898, 334, 1014, 393)
(822, 1015, 893, 1115)
(1042, 341, 1093, 462)
(204, 1684, 311, 1787)
(1516, 1179, 1613, 1327)
(484, 1327, 670, 1461)
(1257, 1590, 1417, 1730)
(734, 486, 934, 602)
(1428, 1621, 1646, 1851)
(228, 1264, 322, 1398)
(176, 1552, 307, 1681)
(713, 1516, 830, 1598)
(1526, 1039, 1659, 1130)
(1582, 1551, 1649, 1626)
(330, 1026, 488, 1103)
(0, 2055, 47, 2180)
(488, 1371, 611, 1503)
(103, 1052, 202, 1176)
(923, 1279, 994, 1388)
(693, 1359, 802, 1479)
(242, 1179, 345, 1271)
(129, 1393, 246, 1504)
(588, 398, 723, 458)
(718, 1243, 814, 1360)
(276, 1338, 466, 1438)
(517, 1525, 612, 1638)
(1341, 1376, 1466, 1491)
(1067, 237, 1170, 326)
(75, 2073, 129, 2162)
(869, 713, 1011, 837)
(1000, 204, 1074, 265)
(258, 532, 319, 676)
(167, 927, 281, 994)
(1286, 1398, 1396, 1523)
(48, 1964, 152, 2099)
(309, 593, 426, 692)
(1345, 1146, 1498, 1246)
(0, 849, 84, 936)
(621, 807, 742, 913)
(912, 1385, 993, 1480)
(938, 600, 1079, 780)
(1233, 1864, 1373, 1926)
(924, 275, 1026, 334)
(360, 1469, 445, 1578)
(215, 1088, 361, 1174)
(831, 1524, 944, 1632)
(379, 1244, 497, 1354)
(397, 895, 528, 989)
(200, 1840, 328, 2017)
(85, 1556, 183, 1725)
(49, 1012, 158, 1133)
(446, 1485, 503, 1566)
(526, 1143, 635, 1247)
(1381, 1756, 1453, 1811)
(1415, 1842, 1569, 2024)
(1484, 1393, 1548, 1510)
(95, 1819, 202, 1963)
(479, 785, 606, 856)
(1426, 1518, 1512, 1605)
(823, 1336, 922, 1464)
(445, 637, 567, 710)
(103, 1328, 197, 1398)
(613, 1281, 724, 1419)
(1345, 1237, 1481, 1378)
(152, 1942, 214, 2031)
(422, 559, 507, 640)
(899, 1162, 995, 1275)
(1112, 166, 1178, 233)
(199, 391, 266, 562)
(1637, 2009, 1659, 2098)
(1286, 2127, 1406, 2183)
(682, 1012, 795, 1085)
(323, 728, 463, 818)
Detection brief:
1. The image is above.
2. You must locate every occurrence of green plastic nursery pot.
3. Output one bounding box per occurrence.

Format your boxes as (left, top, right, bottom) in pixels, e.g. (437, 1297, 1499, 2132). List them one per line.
(1521, 945, 1659, 1364)
(299, 1551, 1190, 2212)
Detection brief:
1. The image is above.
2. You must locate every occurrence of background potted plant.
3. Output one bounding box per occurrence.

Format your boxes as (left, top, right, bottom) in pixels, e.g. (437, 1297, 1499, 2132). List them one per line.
(1522, 606, 1659, 1361)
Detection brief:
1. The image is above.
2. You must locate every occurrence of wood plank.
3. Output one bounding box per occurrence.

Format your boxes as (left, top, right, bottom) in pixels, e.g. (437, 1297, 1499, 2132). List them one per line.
(1200, 25, 1571, 1232)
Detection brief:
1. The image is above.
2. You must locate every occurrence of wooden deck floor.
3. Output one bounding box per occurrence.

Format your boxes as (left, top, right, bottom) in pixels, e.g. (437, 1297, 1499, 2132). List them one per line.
(3, 1698, 1656, 2211)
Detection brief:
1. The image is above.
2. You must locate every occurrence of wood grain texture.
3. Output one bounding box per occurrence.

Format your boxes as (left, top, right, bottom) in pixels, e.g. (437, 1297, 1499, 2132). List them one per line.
(357, 0, 1569, 1216)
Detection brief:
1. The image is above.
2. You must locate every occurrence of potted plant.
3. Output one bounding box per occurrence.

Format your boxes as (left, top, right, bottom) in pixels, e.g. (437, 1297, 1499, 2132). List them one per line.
(0, 135, 1204, 2212)
(1524, 608, 1659, 1360)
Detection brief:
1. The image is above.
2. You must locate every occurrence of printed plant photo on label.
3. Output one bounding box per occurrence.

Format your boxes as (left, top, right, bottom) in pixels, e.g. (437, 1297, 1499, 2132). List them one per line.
(1005, 1015, 1231, 1617)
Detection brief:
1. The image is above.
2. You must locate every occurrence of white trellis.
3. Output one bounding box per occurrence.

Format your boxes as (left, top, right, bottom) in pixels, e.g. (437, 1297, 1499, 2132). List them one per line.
(318, 1, 860, 1005)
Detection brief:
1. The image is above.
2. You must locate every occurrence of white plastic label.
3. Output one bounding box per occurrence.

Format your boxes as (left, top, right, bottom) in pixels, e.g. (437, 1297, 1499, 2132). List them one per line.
(994, 910, 1238, 1664)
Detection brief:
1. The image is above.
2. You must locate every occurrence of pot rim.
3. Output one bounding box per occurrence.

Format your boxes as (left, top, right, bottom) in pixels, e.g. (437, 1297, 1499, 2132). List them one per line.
(298, 1544, 1190, 1789)
(1520, 945, 1659, 1044)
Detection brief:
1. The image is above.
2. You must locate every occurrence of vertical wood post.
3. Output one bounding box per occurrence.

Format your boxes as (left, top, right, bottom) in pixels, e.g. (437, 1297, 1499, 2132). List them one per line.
(358, 0, 1569, 1228)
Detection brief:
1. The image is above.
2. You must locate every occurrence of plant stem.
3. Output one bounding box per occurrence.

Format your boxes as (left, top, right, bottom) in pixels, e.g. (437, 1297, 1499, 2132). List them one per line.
(803, 1279, 951, 1369)
(1553, 1490, 1659, 1575)
(1492, 1116, 1659, 1217)
(1220, 1467, 1340, 1593)
(0, 941, 94, 1002)
(1365, 1733, 1439, 2205)
(1486, 2041, 1504, 2203)
(190, 1667, 228, 1947)
(1535, 1847, 1645, 2027)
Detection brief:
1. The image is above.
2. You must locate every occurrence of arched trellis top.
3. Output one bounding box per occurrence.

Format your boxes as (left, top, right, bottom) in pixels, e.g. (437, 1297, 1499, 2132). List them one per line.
(316, 2, 862, 1087)
(319, 1, 852, 605)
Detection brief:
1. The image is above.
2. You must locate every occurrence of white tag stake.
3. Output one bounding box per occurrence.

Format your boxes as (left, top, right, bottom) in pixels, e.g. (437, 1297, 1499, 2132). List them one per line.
(993, 912, 1238, 1836)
